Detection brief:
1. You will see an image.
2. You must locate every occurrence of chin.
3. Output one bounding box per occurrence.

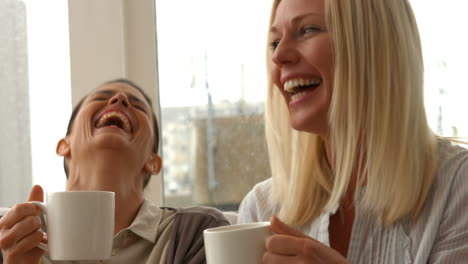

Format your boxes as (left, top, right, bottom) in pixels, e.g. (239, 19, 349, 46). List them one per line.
(290, 116, 328, 136)
(93, 131, 131, 145)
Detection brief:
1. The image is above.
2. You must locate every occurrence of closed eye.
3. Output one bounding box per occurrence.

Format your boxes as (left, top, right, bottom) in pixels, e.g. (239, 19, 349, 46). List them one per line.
(92, 96, 109, 101)
(133, 104, 147, 113)
(89, 91, 149, 114)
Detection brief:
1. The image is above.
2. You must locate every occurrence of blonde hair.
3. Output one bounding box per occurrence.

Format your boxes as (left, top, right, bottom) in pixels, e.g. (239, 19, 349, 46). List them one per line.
(267, 0, 438, 227)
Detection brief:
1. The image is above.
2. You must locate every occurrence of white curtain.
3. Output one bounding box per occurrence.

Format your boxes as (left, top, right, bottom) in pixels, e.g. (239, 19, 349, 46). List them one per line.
(0, 0, 32, 207)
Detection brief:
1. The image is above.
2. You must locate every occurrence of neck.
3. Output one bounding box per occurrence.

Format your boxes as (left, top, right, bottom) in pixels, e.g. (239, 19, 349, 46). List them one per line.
(323, 139, 359, 203)
(113, 194, 143, 234)
(66, 150, 146, 234)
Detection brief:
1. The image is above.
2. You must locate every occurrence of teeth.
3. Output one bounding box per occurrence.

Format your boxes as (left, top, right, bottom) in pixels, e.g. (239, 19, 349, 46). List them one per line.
(291, 91, 308, 100)
(96, 112, 131, 133)
(284, 78, 321, 93)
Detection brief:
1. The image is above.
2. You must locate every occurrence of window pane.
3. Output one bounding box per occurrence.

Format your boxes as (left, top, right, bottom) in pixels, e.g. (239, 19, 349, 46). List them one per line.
(26, 0, 71, 193)
(0, 0, 71, 208)
(0, 0, 31, 206)
(411, 0, 468, 136)
(156, 0, 272, 210)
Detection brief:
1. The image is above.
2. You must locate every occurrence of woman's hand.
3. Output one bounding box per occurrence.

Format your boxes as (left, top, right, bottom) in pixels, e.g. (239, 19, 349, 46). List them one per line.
(0, 185, 46, 264)
(263, 215, 349, 264)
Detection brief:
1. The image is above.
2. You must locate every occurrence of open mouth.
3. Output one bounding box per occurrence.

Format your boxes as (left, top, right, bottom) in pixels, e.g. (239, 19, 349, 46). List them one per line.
(95, 111, 132, 133)
(284, 78, 322, 100)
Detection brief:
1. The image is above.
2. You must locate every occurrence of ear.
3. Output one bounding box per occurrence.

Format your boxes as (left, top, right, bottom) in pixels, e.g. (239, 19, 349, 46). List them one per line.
(144, 154, 162, 175)
(56, 138, 71, 157)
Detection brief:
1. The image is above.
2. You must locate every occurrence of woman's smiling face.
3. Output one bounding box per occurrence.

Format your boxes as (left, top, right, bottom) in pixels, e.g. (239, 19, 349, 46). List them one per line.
(270, 0, 334, 137)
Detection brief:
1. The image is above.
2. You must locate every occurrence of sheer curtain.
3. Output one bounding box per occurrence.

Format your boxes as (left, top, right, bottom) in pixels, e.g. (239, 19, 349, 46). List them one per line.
(0, 0, 32, 207)
(0, 0, 71, 208)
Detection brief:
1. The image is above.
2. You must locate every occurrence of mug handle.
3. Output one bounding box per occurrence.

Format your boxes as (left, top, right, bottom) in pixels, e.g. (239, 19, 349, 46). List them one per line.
(28, 201, 49, 252)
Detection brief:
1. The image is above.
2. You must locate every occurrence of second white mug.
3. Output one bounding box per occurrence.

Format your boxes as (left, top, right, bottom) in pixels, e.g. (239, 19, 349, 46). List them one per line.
(204, 222, 272, 264)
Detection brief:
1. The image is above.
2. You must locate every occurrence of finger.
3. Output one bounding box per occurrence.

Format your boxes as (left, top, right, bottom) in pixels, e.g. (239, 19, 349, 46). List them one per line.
(266, 234, 304, 255)
(13, 229, 45, 255)
(0, 216, 42, 249)
(263, 251, 298, 264)
(28, 185, 44, 203)
(0, 204, 40, 230)
(0, 186, 43, 229)
(3, 231, 45, 264)
(269, 215, 308, 238)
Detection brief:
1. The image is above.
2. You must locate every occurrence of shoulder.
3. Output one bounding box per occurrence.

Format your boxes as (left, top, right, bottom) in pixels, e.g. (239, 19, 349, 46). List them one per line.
(238, 178, 278, 223)
(436, 139, 468, 173)
(418, 139, 468, 223)
(163, 207, 229, 264)
(413, 140, 468, 262)
(173, 206, 230, 227)
(433, 139, 468, 194)
(243, 178, 272, 206)
(140, 200, 178, 228)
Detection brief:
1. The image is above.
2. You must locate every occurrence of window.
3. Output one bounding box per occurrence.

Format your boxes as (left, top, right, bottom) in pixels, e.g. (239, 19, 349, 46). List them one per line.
(155, 0, 272, 210)
(411, 0, 468, 137)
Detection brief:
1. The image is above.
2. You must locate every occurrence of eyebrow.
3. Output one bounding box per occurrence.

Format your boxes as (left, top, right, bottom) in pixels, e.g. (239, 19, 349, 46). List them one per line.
(93, 90, 146, 105)
(270, 13, 323, 34)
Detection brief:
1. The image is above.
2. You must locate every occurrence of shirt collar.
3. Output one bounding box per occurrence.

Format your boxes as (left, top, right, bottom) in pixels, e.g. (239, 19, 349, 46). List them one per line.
(126, 199, 163, 243)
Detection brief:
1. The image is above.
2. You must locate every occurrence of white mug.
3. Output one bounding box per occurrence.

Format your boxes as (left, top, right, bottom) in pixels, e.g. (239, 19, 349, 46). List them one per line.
(29, 191, 115, 261)
(203, 222, 272, 264)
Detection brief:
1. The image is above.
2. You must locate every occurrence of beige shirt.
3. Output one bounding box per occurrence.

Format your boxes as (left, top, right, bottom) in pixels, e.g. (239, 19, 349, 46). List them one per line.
(238, 140, 468, 263)
(41, 200, 229, 264)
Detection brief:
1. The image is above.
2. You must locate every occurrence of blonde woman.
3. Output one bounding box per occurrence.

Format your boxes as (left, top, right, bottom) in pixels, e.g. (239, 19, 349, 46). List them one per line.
(238, 0, 468, 263)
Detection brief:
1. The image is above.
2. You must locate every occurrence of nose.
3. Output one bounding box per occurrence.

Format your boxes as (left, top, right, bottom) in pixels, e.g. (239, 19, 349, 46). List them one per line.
(271, 39, 300, 67)
(109, 92, 129, 107)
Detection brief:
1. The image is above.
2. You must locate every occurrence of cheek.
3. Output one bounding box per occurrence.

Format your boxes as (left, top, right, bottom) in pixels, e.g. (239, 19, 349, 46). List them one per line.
(73, 112, 92, 137)
(322, 57, 334, 89)
(309, 42, 334, 97)
(322, 62, 334, 104)
(270, 66, 289, 103)
(270, 64, 282, 86)
(137, 119, 156, 150)
(320, 42, 334, 82)
(304, 35, 333, 70)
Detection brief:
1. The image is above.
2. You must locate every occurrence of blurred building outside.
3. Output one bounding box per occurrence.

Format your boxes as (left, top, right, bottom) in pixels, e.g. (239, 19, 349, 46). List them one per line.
(161, 101, 270, 211)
